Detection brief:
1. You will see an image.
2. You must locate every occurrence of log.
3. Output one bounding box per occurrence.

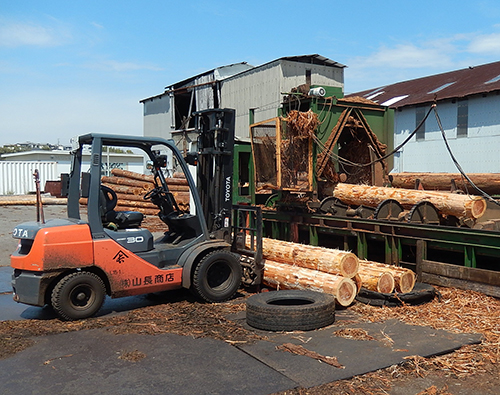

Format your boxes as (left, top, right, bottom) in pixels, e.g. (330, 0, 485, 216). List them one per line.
(102, 183, 144, 195)
(359, 261, 416, 293)
(111, 168, 189, 186)
(257, 237, 359, 278)
(114, 205, 159, 215)
(262, 259, 357, 306)
(356, 271, 395, 293)
(0, 196, 67, 205)
(115, 192, 190, 204)
(391, 172, 500, 195)
(333, 183, 487, 219)
(111, 168, 154, 183)
(101, 176, 153, 190)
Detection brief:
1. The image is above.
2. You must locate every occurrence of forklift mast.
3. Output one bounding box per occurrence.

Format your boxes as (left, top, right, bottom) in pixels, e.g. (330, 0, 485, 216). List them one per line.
(194, 108, 235, 243)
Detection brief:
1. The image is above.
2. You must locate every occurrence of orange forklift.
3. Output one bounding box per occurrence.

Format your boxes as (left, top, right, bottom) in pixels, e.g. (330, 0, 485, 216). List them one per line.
(11, 109, 262, 320)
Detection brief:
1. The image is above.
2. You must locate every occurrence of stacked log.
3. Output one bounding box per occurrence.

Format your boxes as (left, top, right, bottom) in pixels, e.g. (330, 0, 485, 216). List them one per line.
(257, 237, 417, 305)
(79, 169, 190, 213)
(358, 261, 415, 293)
(333, 182, 487, 220)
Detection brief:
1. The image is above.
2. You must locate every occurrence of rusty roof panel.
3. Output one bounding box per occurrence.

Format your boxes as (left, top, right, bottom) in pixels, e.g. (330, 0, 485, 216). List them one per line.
(348, 61, 500, 108)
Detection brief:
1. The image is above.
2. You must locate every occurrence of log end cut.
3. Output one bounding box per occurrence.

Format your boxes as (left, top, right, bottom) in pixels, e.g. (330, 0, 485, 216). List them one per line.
(377, 272, 395, 294)
(340, 253, 360, 278)
(396, 270, 416, 294)
(469, 196, 487, 219)
(336, 277, 357, 307)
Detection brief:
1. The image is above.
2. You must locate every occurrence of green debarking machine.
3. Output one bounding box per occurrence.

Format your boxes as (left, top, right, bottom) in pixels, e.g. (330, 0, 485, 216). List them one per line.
(232, 85, 500, 298)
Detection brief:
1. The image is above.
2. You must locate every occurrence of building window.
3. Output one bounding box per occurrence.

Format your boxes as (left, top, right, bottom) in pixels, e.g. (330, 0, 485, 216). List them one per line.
(457, 98, 468, 137)
(415, 106, 426, 141)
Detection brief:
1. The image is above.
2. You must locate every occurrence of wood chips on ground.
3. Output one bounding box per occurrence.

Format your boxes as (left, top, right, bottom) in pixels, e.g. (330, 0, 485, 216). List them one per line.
(1, 285, 499, 394)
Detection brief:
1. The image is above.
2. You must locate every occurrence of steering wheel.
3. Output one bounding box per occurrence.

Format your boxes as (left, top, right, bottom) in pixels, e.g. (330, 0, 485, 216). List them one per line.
(100, 185, 118, 213)
(143, 187, 160, 201)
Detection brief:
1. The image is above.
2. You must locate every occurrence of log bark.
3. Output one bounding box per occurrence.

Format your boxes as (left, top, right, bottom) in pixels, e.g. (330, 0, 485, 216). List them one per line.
(333, 183, 487, 219)
(359, 261, 416, 293)
(257, 237, 359, 278)
(391, 172, 500, 195)
(262, 259, 357, 306)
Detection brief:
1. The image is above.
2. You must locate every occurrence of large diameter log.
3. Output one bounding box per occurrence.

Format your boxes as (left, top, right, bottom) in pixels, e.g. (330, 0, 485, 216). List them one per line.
(391, 172, 500, 195)
(262, 259, 356, 306)
(257, 237, 359, 278)
(333, 183, 487, 219)
(359, 261, 415, 293)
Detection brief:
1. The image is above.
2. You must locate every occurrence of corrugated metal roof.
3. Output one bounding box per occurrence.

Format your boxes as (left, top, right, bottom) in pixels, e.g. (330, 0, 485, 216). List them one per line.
(348, 60, 500, 108)
(278, 54, 346, 68)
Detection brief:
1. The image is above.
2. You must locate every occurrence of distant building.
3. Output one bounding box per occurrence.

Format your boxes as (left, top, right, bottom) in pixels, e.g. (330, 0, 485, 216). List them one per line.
(140, 55, 346, 145)
(348, 61, 500, 173)
(0, 149, 144, 195)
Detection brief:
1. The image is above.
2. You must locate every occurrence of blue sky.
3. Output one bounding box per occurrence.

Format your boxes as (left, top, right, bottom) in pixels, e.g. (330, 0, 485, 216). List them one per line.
(2, 1, 500, 146)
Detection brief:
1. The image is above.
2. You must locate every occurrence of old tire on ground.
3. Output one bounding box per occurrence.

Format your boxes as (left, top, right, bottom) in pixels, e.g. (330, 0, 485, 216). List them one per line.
(356, 282, 439, 307)
(51, 271, 106, 320)
(246, 290, 335, 331)
(191, 250, 242, 303)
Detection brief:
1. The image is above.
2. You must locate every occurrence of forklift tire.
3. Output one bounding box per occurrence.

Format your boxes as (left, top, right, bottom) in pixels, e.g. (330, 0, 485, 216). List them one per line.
(51, 272, 106, 320)
(191, 250, 242, 303)
(246, 290, 335, 331)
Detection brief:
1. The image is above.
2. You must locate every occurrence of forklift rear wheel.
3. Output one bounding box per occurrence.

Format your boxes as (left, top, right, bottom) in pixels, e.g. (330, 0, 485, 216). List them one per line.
(51, 272, 106, 320)
(191, 250, 242, 303)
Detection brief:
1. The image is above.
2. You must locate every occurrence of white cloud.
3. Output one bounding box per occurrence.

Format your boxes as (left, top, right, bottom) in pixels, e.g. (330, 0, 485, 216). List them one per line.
(344, 30, 500, 92)
(85, 60, 164, 72)
(468, 32, 500, 54)
(0, 21, 67, 47)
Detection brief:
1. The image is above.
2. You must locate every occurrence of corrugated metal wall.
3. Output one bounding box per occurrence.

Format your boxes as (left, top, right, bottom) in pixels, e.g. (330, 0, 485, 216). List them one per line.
(0, 161, 58, 195)
(392, 95, 500, 173)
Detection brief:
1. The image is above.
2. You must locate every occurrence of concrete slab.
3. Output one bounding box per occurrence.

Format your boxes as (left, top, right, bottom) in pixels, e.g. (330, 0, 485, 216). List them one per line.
(0, 329, 295, 395)
(0, 290, 188, 322)
(0, 266, 12, 293)
(238, 315, 482, 388)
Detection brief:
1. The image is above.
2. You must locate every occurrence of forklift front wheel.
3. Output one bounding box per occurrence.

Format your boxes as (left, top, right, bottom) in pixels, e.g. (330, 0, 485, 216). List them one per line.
(51, 272, 106, 320)
(191, 250, 242, 303)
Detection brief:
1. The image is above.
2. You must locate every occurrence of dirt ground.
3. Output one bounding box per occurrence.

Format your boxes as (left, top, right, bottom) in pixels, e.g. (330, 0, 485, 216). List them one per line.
(1, 204, 499, 394)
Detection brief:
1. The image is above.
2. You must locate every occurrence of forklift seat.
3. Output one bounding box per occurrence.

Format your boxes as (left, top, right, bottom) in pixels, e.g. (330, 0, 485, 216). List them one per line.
(104, 210, 144, 229)
(100, 185, 144, 229)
